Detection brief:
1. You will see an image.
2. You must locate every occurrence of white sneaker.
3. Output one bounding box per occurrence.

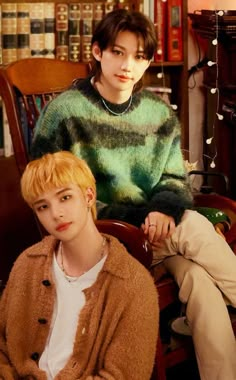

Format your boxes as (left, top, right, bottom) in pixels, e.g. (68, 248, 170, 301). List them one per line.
(170, 316, 192, 336)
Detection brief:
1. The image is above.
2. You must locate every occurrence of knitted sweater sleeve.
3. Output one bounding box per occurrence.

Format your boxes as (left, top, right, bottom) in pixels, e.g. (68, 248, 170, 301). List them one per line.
(30, 101, 72, 159)
(98, 112, 193, 227)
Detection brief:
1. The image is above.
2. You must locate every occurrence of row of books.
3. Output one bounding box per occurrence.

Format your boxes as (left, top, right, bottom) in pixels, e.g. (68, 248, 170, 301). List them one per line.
(0, 0, 184, 67)
(0, 1, 138, 66)
(144, 0, 183, 62)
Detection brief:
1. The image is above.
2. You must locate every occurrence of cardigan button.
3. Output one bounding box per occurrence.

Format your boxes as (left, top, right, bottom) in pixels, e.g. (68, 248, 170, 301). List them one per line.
(30, 352, 39, 361)
(42, 280, 51, 286)
(38, 318, 47, 324)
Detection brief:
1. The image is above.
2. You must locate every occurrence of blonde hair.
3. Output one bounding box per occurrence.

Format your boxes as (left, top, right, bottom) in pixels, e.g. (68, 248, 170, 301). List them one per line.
(21, 151, 97, 220)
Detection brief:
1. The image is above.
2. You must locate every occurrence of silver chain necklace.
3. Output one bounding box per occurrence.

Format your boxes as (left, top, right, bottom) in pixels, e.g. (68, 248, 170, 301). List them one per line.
(101, 95, 133, 116)
(59, 237, 107, 283)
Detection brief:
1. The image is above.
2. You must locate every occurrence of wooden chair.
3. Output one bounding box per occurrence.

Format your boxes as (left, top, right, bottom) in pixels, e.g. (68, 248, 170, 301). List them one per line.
(1, 58, 236, 380)
(0, 58, 90, 175)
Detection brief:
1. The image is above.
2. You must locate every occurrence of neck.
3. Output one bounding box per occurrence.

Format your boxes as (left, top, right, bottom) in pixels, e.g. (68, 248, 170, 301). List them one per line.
(59, 225, 106, 277)
(92, 76, 132, 104)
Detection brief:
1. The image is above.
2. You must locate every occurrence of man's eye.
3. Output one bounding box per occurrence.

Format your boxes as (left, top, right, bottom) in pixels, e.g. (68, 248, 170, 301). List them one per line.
(37, 205, 47, 212)
(112, 49, 122, 56)
(61, 195, 71, 201)
(136, 54, 146, 60)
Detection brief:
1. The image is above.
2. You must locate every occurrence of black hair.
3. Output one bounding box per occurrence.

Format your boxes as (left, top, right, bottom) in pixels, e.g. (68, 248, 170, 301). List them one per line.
(91, 9, 157, 90)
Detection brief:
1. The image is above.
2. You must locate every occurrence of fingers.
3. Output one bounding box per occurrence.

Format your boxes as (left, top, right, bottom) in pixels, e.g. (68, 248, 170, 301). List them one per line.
(142, 212, 176, 244)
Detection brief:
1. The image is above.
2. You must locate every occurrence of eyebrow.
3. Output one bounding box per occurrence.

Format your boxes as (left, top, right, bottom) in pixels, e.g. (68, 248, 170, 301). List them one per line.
(32, 187, 72, 207)
(113, 43, 145, 53)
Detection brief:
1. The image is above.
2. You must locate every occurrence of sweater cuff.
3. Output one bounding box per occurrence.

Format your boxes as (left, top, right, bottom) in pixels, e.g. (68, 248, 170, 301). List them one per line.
(147, 191, 193, 225)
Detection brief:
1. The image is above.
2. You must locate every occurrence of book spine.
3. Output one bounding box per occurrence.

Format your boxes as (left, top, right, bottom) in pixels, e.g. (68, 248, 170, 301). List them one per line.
(0, 5, 2, 65)
(17, 3, 31, 60)
(117, 1, 134, 11)
(93, 2, 104, 32)
(2, 3, 17, 65)
(55, 3, 69, 61)
(0, 98, 3, 157)
(68, 3, 81, 62)
(154, 0, 167, 62)
(80, 3, 93, 63)
(167, 0, 183, 62)
(2, 103, 13, 158)
(104, 2, 117, 14)
(44, 2, 56, 59)
(29, 2, 45, 58)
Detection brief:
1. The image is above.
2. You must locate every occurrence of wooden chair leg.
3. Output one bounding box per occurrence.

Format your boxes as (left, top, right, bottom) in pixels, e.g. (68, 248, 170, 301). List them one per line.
(151, 335, 167, 380)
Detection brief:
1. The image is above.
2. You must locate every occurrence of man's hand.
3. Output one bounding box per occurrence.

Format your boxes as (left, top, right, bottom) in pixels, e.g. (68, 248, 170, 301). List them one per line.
(142, 211, 176, 245)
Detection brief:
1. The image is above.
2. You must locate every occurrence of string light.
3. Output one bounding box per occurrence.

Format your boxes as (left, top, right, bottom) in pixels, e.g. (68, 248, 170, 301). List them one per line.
(153, 0, 178, 112)
(205, 10, 224, 169)
(207, 60, 216, 66)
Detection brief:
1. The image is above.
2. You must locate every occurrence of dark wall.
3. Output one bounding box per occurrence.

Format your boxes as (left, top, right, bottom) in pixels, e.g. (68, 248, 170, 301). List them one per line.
(0, 156, 41, 289)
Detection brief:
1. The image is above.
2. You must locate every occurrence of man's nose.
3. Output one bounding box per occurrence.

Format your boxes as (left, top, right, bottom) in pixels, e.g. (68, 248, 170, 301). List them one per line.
(121, 56, 134, 71)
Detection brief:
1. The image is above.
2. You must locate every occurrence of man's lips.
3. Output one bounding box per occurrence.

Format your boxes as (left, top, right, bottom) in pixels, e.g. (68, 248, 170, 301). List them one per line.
(116, 75, 132, 81)
(56, 222, 71, 232)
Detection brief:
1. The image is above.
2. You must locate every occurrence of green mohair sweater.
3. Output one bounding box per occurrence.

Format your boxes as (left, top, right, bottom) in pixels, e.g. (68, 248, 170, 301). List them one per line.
(31, 77, 193, 226)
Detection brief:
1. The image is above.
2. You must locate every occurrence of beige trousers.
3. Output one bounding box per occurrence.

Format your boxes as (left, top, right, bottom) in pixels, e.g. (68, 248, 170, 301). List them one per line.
(153, 210, 236, 380)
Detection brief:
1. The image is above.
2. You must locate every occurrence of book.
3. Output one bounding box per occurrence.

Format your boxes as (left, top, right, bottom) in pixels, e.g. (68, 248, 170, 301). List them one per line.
(104, 2, 116, 14)
(0, 4, 2, 65)
(167, 0, 183, 61)
(1, 3, 17, 65)
(93, 2, 104, 32)
(68, 3, 81, 62)
(2, 103, 13, 157)
(149, 0, 154, 21)
(142, 0, 149, 17)
(44, 2, 55, 59)
(29, 2, 45, 57)
(0, 98, 3, 156)
(80, 3, 93, 63)
(154, 0, 167, 62)
(17, 3, 31, 60)
(55, 3, 69, 60)
(117, 1, 135, 11)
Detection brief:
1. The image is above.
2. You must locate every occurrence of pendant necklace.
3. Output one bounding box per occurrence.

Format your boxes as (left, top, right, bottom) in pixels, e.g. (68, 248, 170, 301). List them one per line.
(59, 237, 107, 283)
(91, 76, 133, 116)
(101, 95, 133, 116)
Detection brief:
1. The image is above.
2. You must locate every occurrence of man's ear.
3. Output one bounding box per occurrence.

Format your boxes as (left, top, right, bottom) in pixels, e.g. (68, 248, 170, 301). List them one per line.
(92, 42, 102, 62)
(86, 187, 96, 206)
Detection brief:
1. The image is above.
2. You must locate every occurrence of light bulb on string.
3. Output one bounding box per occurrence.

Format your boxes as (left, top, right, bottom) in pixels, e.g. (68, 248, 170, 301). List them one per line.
(206, 137, 213, 144)
(157, 72, 163, 79)
(212, 38, 218, 45)
(207, 60, 216, 66)
(216, 113, 224, 120)
(210, 88, 217, 94)
(171, 104, 178, 111)
(216, 10, 224, 16)
(210, 161, 216, 168)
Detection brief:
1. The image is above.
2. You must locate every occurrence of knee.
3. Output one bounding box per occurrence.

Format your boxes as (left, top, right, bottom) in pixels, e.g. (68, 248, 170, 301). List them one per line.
(178, 264, 217, 304)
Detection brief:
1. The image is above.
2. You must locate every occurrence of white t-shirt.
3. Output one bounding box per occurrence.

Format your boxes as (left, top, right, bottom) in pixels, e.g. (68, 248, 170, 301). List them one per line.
(39, 252, 107, 379)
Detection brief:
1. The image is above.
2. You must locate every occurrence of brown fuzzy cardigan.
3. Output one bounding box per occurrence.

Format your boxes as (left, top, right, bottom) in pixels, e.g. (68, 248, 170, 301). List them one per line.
(0, 235, 159, 380)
